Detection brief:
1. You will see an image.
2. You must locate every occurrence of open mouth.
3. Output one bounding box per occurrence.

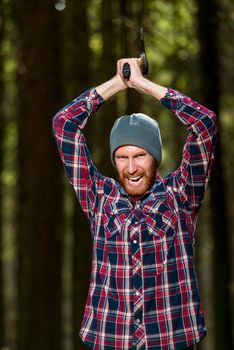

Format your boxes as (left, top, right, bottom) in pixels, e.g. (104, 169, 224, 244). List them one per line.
(127, 175, 143, 186)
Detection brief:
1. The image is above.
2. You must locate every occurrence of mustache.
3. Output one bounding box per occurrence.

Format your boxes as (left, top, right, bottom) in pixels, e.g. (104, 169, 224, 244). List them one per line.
(122, 171, 145, 179)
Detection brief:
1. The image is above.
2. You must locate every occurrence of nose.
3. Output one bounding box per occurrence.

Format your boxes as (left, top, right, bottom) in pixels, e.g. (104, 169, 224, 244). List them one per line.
(127, 158, 138, 174)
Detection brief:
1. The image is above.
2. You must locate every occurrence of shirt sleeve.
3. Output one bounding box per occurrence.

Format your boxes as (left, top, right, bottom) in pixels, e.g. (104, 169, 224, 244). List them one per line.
(160, 89, 218, 217)
(52, 88, 105, 221)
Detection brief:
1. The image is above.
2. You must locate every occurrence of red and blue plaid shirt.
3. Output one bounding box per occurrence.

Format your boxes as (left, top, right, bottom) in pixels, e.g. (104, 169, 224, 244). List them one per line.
(53, 88, 217, 350)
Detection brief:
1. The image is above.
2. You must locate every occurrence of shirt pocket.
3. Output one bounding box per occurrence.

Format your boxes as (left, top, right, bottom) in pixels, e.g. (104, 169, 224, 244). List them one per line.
(142, 201, 176, 273)
(101, 202, 132, 293)
(143, 200, 176, 237)
(103, 202, 131, 239)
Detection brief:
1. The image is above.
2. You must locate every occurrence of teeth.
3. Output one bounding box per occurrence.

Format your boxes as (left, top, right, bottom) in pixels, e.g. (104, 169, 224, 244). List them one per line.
(128, 176, 142, 182)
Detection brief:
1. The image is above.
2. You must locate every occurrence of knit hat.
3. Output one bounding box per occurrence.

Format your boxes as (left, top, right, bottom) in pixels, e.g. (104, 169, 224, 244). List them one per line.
(110, 113, 162, 166)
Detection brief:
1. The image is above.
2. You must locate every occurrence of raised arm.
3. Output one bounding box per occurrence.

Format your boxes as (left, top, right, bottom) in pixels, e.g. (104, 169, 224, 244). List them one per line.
(52, 88, 105, 222)
(161, 90, 217, 217)
(52, 67, 127, 222)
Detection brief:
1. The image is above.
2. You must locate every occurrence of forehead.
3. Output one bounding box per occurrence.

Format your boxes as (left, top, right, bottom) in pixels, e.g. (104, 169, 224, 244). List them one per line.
(115, 145, 148, 156)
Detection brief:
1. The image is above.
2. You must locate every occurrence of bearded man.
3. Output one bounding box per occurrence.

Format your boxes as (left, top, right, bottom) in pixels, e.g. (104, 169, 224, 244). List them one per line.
(53, 58, 217, 350)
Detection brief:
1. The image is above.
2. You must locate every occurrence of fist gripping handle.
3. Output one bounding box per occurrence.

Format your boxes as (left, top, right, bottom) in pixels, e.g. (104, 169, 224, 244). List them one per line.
(123, 63, 131, 79)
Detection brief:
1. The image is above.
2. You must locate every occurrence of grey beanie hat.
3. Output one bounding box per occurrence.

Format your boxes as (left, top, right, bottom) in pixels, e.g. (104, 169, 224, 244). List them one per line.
(110, 113, 162, 166)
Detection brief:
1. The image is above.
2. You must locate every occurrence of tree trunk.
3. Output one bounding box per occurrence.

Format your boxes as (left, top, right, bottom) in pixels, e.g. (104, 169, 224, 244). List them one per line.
(196, 1, 233, 349)
(0, 0, 5, 344)
(96, 0, 118, 177)
(119, 0, 144, 114)
(72, 202, 92, 350)
(63, 1, 93, 349)
(16, 2, 63, 350)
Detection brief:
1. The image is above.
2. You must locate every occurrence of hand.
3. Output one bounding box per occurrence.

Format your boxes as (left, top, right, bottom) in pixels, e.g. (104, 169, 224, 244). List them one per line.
(117, 58, 167, 100)
(117, 58, 146, 91)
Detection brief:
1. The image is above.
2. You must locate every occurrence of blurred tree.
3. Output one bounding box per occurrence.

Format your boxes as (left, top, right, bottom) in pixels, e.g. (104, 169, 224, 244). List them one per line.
(62, 0, 93, 349)
(196, 0, 233, 349)
(160, 0, 197, 170)
(0, 0, 5, 345)
(72, 203, 91, 350)
(119, 0, 144, 114)
(16, 2, 64, 350)
(96, 0, 118, 177)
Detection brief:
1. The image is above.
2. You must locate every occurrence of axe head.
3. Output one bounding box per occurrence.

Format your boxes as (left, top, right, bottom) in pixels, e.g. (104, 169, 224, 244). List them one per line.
(139, 27, 149, 75)
(122, 27, 149, 79)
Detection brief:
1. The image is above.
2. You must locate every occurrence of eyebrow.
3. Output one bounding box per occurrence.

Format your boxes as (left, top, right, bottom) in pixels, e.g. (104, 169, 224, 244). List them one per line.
(115, 154, 127, 158)
(115, 151, 148, 158)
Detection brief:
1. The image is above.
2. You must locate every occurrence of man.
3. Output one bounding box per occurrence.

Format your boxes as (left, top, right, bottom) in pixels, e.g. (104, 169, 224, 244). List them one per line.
(53, 59, 217, 350)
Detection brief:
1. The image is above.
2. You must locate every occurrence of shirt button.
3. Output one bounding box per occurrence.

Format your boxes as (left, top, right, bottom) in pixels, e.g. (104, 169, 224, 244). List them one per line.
(136, 318, 141, 324)
(133, 240, 137, 244)
(135, 291, 140, 296)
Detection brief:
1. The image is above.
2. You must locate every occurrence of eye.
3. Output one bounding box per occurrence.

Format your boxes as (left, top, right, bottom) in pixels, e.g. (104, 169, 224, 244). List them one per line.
(115, 155, 127, 160)
(137, 153, 146, 158)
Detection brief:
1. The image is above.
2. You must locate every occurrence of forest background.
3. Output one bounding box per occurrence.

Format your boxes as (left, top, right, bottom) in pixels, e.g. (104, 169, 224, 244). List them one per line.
(0, 0, 234, 349)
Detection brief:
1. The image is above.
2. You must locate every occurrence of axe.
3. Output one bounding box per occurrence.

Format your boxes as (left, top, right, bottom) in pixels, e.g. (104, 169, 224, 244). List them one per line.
(122, 27, 149, 79)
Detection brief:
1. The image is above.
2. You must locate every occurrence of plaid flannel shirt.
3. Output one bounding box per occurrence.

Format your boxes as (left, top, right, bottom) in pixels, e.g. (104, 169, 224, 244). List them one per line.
(52, 88, 217, 350)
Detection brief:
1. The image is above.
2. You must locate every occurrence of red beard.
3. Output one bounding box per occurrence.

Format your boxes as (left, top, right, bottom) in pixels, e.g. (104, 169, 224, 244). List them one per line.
(118, 164, 157, 198)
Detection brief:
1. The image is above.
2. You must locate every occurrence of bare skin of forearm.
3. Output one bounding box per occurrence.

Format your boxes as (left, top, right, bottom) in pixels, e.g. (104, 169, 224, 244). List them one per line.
(132, 76, 167, 101)
(96, 75, 126, 101)
(96, 58, 168, 101)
